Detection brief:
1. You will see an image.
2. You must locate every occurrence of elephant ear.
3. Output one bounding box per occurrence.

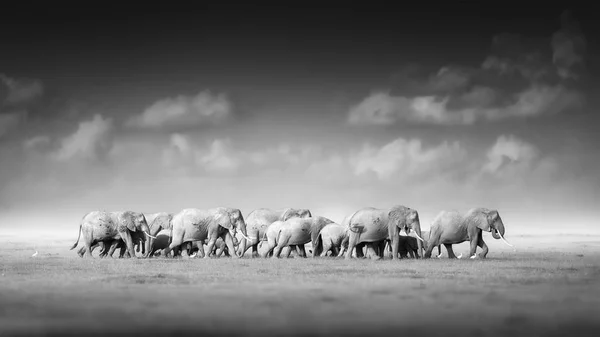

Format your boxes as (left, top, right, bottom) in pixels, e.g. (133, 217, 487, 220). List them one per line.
(486, 210, 499, 228)
(121, 212, 137, 232)
(475, 208, 493, 232)
(216, 211, 233, 230)
(389, 206, 408, 228)
(282, 208, 294, 221)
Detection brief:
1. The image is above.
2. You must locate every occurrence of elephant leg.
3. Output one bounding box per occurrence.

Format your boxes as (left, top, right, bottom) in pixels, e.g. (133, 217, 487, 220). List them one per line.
(77, 245, 86, 258)
(297, 244, 307, 258)
(197, 244, 205, 258)
(345, 233, 359, 260)
(444, 244, 458, 259)
(285, 245, 295, 258)
(204, 238, 217, 259)
(321, 241, 333, 257)
(468, 232, 479, 258)
(355, 242, 365, 258)
(366, 243, 381, 260)
(83, 238, 94, 258)
(280, 246, 292, 258)
(223, 232, 239, 259)
(119, 230, 136, 258)
(390, 235, 400, 260)
(477, 236, 489, 259)
(252, 243, 260, 258)
(118, 242, 128, 258)
(379, 241, 386, 258)
(272, 245, 284, 258)
(408, 250, 415, 259)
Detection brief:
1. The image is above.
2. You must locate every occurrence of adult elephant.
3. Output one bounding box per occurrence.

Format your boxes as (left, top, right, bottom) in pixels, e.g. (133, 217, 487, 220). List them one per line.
(162, 207, 250, 259)
(345, 206, 424, 260)
(424, 208, 513, 259)
(241, 208, 312, 258)
(262, 216, 333, 258)
(312, 222, 349, 257)
(70, 211, 155, 258)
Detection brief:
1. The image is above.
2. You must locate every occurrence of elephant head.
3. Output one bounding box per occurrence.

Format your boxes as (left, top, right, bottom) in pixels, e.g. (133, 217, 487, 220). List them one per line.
(119, 211, 155, 257)
(282, 208, 312, 221)
(475, 208, 512, 247)
(389, 206, 424, 257)
(217, 208, 251, 256)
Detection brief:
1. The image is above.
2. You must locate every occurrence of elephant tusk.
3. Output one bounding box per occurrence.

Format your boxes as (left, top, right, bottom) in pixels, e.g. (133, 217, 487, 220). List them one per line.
(496, 230, 514, 247)
(238, 232, 256, 242)
(470, 254, 477, 259)
(144, 231, 157, 239)
(456, 253, 463, 259)
(437, 253, 443, 258)
(410, 231, 425, 242)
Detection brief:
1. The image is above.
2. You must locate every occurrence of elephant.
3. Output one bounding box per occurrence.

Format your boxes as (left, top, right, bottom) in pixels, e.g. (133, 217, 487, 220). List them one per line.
(345, 206, 424, 260)
(424, 208, 513, 259)
(262, 216, 334, 258)
(162, 207, 250, 259)
(148, 229, 173, 257)
(144, 212, 173, 258)
(241, 208, 312, 258)
(70, 211, 155, 258)
(312, 222, 349, 257)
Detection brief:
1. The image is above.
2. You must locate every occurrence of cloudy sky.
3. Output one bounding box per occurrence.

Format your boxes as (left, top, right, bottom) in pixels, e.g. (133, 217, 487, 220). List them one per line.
(1, 3, 598, 236)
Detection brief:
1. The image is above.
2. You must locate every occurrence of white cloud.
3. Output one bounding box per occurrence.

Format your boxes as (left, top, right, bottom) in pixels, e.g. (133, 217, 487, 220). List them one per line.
(481, 135, 558, 181)
(0, 74, 44, 105)
(126, 91, 232, 129)
(197, 139, 242, 173)
(348, 84, 582, 125)
(350, 138, 467, 180)
(54, 114, 114, 161)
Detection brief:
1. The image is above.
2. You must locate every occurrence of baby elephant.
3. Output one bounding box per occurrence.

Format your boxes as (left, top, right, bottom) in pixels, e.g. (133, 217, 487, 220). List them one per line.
(312, 222, 349, 257)
(262, 216, 334, 258)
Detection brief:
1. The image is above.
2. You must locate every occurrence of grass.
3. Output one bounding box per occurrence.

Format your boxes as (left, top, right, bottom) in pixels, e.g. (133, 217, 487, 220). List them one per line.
(1, 235, 599, 336)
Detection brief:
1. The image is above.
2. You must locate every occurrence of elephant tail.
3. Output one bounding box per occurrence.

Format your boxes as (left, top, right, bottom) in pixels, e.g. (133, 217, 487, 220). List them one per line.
(258, 231, 268, 248)
(70, 224, 82, 250)
(313, 233, 323, 257)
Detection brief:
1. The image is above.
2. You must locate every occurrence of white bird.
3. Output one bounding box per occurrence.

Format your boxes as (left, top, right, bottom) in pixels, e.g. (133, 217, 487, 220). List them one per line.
(31, 251, 38, 257)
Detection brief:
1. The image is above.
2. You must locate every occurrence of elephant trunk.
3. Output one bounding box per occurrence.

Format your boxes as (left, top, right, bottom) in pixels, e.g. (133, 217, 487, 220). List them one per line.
(142, 224, 154, 258)
(412, 222, 424, 259)
(491, 218, 505, 240)
(492, 218, 513, 248)
(236, 218, 249, 257)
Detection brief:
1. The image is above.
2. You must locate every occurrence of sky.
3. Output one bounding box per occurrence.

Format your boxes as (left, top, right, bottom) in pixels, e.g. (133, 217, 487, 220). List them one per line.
(1, 3, 598, 236)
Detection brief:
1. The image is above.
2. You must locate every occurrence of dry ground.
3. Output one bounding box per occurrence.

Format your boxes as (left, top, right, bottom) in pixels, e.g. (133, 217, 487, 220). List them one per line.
(1, 234, 599, 337)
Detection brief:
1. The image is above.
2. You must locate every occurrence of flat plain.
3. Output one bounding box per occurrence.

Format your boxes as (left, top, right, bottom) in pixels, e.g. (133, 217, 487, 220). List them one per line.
(1, 234, 599, 337)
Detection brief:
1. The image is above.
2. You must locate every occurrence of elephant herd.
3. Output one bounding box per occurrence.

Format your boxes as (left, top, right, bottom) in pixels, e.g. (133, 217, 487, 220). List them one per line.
(70, 206, 514, 260)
